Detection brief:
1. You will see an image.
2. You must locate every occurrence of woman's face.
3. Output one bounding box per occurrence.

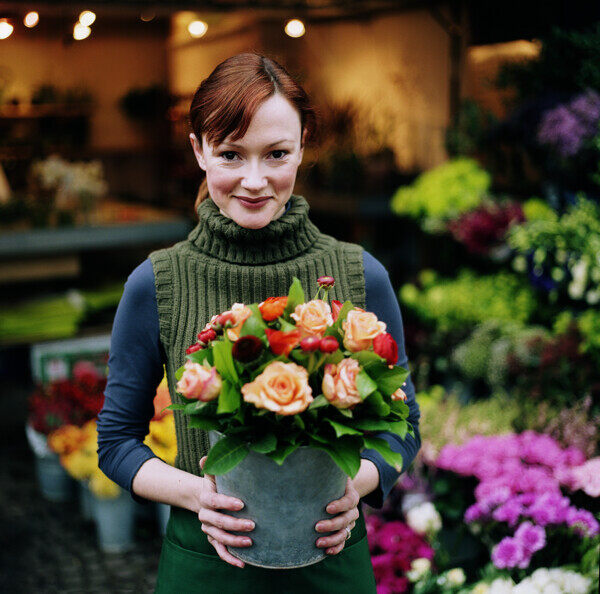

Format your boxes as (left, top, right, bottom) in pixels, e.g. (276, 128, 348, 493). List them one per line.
(190, 93, 305, 229)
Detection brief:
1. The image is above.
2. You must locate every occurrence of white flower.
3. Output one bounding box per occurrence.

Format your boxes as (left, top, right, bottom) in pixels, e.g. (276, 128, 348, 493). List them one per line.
(405, 501, 442, 535)
(568, 258, 589, 299)
(446, 568, 465, 586)
(488, 577, 515, 594)
(585, 289, 600, 305)
(406, 557, 430, 582)
(531, 568, 551, 588)
(514, 582, 541, 594)
(472, 584, 490, 594)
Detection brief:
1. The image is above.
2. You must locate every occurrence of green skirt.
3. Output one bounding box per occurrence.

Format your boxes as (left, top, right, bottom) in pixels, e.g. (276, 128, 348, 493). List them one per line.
(155, 506, 376, 593)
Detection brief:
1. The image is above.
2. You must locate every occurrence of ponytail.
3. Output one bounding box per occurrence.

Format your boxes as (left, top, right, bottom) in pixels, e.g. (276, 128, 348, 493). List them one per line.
(195, 178, 209, 217)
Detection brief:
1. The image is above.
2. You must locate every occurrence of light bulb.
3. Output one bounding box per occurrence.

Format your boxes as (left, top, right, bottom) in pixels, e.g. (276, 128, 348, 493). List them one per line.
(73, 22, 91, 40)
(188, 20, 208, 38)
(285, 19, 305, 38)
(79, 11, 96, 27)
(0, 20, 14, 39)
(24, 12, 39, 28)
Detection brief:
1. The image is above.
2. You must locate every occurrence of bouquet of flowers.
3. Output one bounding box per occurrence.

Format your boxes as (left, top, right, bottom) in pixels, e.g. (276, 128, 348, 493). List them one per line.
(171, 276, 412, 478)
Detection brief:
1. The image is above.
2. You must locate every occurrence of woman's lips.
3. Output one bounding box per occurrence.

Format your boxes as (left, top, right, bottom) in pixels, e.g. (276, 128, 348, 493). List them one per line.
(236, 196, 271, 209)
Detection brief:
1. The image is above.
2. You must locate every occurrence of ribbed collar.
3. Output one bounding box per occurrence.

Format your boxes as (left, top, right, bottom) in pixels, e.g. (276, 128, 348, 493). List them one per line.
(187, 194, 321, 264)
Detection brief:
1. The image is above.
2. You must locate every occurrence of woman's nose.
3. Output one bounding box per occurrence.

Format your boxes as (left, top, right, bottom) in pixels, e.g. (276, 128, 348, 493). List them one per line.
(240, 162, 267, 192)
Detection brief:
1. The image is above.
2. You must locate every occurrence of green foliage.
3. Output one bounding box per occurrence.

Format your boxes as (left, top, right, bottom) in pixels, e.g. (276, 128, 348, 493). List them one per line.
(399, 269, 537, 333)
(522, 197, 559, 222)
(445, 99, 497, 157)
(390, 158, 490, 232)
(203, 435, 249, 475)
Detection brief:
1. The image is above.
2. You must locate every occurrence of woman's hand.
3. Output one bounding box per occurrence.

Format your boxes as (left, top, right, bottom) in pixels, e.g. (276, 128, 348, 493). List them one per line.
(197, 456, 255, 568)
(315, 477, 360, 555)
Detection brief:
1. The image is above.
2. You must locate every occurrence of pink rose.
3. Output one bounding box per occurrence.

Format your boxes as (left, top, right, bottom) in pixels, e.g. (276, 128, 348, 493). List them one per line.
(342, 309, 386, 352)
(176, 360, 222, 401)
(222, 303, 252, 341)
(322, 358, 362, 409)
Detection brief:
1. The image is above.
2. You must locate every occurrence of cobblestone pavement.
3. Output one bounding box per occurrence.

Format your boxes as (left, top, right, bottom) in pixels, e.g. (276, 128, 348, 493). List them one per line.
(0, 432, 163, 593)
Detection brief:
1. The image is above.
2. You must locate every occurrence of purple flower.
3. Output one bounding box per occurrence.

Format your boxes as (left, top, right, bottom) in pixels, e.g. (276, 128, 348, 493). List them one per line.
(376, 522, 414, 553)
(492, 500, 525, 527)
(491, 536, 526, 569)
(371, 553, 396, 582)
(465, 502, 490, 523)
(526, 492, 570, 526)
(514, 521, 546, 554)
(566, 508, 600, 537)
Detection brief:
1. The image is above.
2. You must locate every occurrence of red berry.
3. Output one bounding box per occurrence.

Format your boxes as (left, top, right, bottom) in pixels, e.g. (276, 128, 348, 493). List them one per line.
(300, 336, 321, 352)
(186, 343, 204, 354)
(319, 336, 339, 353)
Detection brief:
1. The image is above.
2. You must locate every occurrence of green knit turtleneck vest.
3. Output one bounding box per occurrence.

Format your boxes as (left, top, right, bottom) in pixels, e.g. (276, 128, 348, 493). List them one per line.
(149, 194, 366, 476)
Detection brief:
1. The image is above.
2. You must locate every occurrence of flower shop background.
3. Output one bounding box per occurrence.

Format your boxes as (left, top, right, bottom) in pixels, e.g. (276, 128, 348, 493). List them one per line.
(1, 1, 600, 592)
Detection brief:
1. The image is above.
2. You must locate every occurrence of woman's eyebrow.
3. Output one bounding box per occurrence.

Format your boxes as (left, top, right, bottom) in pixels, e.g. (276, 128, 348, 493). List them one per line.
(220, 139, 294, 149)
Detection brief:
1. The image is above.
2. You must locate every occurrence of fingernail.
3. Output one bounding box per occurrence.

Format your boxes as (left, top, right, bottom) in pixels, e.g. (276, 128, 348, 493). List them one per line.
(315, 522, 324, 531)
(243, 538, 251, 545)
(243, 521, 254, 530)
(327, 505, 335, 513)
(235, 502, 244, 509)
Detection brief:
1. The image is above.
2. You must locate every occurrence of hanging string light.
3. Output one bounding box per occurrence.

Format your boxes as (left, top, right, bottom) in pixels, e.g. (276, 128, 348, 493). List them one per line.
(188, 20, 208, 38)
(78, 11, 96, 27)
(140, 11, 156, 22)
(0, 19, 14, 39)
(24, 11, 39, 28)
(285, 19, 305, 38)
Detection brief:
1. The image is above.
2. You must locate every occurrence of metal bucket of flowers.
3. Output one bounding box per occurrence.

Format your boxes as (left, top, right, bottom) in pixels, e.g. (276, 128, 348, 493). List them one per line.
(171, 276, 413, 568)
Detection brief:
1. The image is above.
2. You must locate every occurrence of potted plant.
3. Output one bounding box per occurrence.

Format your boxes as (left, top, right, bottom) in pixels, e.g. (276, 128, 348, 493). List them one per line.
(170, 276, 412, 568)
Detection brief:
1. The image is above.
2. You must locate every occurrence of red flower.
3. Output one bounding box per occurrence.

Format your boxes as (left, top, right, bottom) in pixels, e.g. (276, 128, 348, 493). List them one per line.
(319, 335, 339, 353)
(331, 300, 343, 322)
(317, 276, 335, 288)
(259, 296, 288, 321)
(300, 336, 321, 352)
(232, 335, 264, 362)
(373, 333, 398, 365)
(186, 342, 204, 354)
(265, 328, 302, 356)
(198, 328, 217, 344)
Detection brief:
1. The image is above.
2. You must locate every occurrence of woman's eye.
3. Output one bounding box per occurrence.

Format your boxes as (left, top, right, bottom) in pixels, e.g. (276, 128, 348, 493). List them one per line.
(270, 150, 288, 159)
(220, 151, 238, 161)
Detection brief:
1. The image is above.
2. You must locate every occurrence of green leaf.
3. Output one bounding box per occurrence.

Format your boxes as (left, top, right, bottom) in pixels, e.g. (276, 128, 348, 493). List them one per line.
(175, 365, 184, 381)
(324, 300, 354, 339)
(314, 437, 362, 478)
(283, 277, 305, 317)
(337, 408, 353, 418)
(364, 391, 390, 416)
(249, 433, 277, 454)
(239, 304, 267, 340)
(352, 418, 391, 431)
(183, 400, 211, 414)
(188, 416, 220, 430)
(390, 399, 410, 417)
(251, 354, 287, 378)
(324, 351, 344, 365)
(308, 394, 328, 410)
(279, 319, 296, 332)
(203, 435, 249, 475)
(352, 350, 384, 368)
(325, 419, 362, 437)
(212, 340, 239, 385)
(371, 366, 410, 397)
(217, 379, 241, 414)
(356, 370, 378, 400)
(293, 415, 305, 430)
(167, 403, 186, 411)
(388, 420, 408, 439)
(267, 442, 299, 465)
(363, 436, 404, 472)
(188, 349, 211, 366)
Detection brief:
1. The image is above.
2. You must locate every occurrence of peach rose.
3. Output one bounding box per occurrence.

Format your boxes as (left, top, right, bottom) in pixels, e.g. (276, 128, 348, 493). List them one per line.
(176, 360, 222, 401)
(342, 309, 386, 352)
(241, 361, 313, 415)
(391, 387, 407, 402)
(224, 303, 253, 341)
(322, 358, 362, 409)
(291, 299, 333, 337)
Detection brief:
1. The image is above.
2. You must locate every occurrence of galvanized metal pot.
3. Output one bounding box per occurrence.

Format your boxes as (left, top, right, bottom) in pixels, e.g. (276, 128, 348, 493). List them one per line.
(208, 430, 347, 569)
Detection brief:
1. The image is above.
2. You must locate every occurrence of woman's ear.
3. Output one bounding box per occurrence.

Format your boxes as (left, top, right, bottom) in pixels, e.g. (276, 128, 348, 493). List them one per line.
(190, 133, 207, 171)
(298, 128, 308, 162)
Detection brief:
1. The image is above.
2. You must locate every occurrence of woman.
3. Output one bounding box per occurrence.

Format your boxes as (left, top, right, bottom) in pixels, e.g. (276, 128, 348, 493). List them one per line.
(97, 53, 421, 593)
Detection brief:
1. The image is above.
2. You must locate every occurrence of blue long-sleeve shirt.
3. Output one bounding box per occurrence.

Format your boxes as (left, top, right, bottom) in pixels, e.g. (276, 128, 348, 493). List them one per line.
(97, 252, 420, 508)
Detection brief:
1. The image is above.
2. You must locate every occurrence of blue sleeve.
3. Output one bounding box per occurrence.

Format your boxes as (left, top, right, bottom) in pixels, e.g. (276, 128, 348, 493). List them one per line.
(359, 250, 421, 509)
(96, 258, 165, 503)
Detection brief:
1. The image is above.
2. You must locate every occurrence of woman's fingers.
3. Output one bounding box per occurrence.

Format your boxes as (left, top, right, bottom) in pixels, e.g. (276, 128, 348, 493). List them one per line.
(326, 478, 360, 514)
(317, 526, 352, 552)
(315, 506, 359, 534)
(198, 508, 255, 533)
(207, 534, 246, 568)
(202, 523, 253, 548)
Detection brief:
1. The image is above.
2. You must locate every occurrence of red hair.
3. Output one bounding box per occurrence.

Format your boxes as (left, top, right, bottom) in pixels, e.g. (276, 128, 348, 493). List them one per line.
(189, 53, 318, 212)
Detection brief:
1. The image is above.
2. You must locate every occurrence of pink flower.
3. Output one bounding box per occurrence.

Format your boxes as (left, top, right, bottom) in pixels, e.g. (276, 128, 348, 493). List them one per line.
(371, 553, 396, 581)
(376, 521, 414, 553)
(566, 508, 600, 537)
(514, 521, 546, 554)
(492, 500, 524, 527)
(491, 536, 526, 569)
(464, 502, 489, 523)
(322, 358, 362, 410)
(570, 457, 600, 497)
(176, 360, 222, 401)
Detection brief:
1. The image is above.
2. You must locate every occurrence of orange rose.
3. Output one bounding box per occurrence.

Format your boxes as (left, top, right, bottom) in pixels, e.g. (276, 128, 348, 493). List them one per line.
(342, 309, 386, 352)
(176, 360, 222, 401)
(223, 303, 252, 341)
(291, 299, 333, 337)
(259, 296, 288, 321)
(241, 361, 313, 415)
(322, 358, 362, 409)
